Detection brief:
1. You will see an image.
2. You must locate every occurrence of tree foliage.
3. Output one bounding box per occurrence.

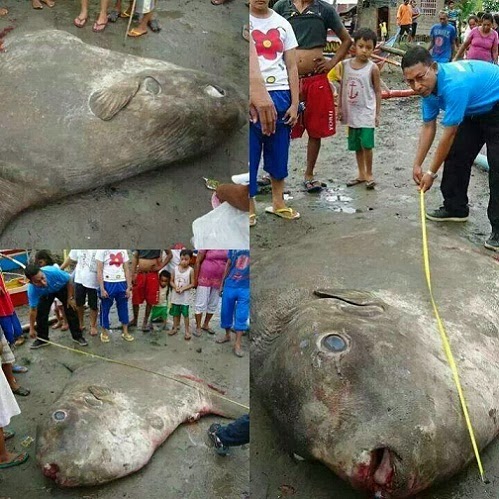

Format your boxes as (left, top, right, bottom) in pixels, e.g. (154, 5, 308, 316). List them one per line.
(483, 0, 499, 11)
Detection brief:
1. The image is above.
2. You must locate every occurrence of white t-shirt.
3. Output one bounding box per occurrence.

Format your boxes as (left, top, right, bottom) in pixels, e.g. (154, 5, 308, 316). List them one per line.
(95, 250, 129, 283)
(69, 250, 99, 289)
(170, 266, 193, 306)
(250, 10, 298, 91)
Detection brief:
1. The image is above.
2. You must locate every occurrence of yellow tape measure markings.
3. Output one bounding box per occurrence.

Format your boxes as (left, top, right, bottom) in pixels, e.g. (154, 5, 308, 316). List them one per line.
(420, 190, 485, 482)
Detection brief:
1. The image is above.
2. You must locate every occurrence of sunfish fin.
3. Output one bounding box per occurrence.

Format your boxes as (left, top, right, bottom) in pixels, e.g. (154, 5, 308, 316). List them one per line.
(89, 79, 141, 121)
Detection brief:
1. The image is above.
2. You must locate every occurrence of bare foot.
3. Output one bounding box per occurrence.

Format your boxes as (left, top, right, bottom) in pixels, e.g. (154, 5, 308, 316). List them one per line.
(216, 335, 231, 344)
(0, 7, 8, 16)
(168, 328, 178, 336)
(32, 0, 43, 9)
(90, 327, 98, 336)
(40, 0, 55, 6)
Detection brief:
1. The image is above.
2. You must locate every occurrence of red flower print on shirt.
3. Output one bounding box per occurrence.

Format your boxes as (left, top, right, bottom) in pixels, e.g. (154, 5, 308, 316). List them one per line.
(252, 28, 284, 60)
(109, 252, 124, 267)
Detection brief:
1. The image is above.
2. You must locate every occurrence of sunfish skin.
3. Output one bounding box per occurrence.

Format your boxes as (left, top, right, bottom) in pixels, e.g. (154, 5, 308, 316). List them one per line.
(0, 30, 246, 233)
(251, 225, 499, 497)
(36, 362, 246, 487)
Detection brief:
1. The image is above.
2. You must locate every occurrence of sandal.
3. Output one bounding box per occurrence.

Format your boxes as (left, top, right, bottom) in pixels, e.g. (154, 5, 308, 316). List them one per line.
(12, 386, 30, 397)
(40, 0, 55, 7)
(128, 28, 147, 38)
(74, 16, 88, 28)
(0, 7, 8, 16)
(366, 180, 377, 190)
(107, 10, 120, 22)
(168, 328, 178, 336)
(32, 0, 43, 8)
(303, 179, 324, 193)
(216, 336, 231, 344)
(92, 21, 108, 33)
(184, 332, 192, 341)
(4, 429, 15, 440)
(249, 214, 257, 227)
(193, 328, 202, 337)
(148, 19, 161, 32)
(142, 324, 151, 333)
(265, 206, 300, 220)
(202, 327, 216, 335)
(122, 332, 135, 342)
(242, 24, 250, 42)
(234, 347, 244, 358)
(12, 365, 28, 374)
(100, 332, 110, 343)
(346, 178, 366, 187)
(0, 452, 29, 469)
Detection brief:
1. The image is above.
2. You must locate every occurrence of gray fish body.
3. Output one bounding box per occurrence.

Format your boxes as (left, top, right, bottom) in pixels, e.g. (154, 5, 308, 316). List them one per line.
(0, 30, 246, 231)
(36, 362, 245, 486)
(251, 221, 499, 497)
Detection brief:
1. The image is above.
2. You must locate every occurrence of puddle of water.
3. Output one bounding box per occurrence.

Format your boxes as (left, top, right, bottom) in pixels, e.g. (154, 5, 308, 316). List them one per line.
(316, 188, 357, 214)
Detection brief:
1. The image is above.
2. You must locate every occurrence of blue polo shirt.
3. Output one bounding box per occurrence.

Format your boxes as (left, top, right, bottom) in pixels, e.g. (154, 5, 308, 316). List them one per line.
(430, 23, 456, 62)
(28, 266, 70, 308)
(422, 60, 499, 127)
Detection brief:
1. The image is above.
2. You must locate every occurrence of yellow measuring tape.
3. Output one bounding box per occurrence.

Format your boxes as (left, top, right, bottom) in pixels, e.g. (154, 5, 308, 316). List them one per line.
(38, 338, 249, 412)
(420, 190, 485, 481)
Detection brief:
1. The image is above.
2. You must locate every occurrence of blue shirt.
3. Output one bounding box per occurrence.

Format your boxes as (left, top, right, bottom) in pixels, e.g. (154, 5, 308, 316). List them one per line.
(422, 60, 499, 127)
(225, 250, 250, 288)
(28, 266, 70, 307)
(430, 23, 456, 62)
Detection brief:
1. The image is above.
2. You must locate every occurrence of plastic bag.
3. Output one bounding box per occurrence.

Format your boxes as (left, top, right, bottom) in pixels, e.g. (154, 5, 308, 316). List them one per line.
(192, 202, 249, 250)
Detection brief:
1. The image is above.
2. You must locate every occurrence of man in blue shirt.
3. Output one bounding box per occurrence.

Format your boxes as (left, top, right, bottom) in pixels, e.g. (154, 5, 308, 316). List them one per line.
(25, 264, 88, 349)
(428, 11, 457, 62)
(402, 46, 499, 250)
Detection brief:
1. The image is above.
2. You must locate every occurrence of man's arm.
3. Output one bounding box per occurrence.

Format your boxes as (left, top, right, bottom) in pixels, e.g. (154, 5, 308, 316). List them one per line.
(250, 37, 277, 135)
(29, 307, 38, 338)
(60, 256, 76, 271)
(413, 120, 437, 184)
(131, 251, 139, 284)
(419, 125, 459, 192)
(124, 259, 132, 298)
(219, 259, 231, 296)
(96, 259, 108, 298)
(67, 274, 77, 311)
(318, 25, 352, 73)
(283, 48, 299, 127)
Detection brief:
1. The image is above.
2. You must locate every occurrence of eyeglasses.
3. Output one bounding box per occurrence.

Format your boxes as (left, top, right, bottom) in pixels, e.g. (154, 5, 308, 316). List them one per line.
(404, 66, 432, 86)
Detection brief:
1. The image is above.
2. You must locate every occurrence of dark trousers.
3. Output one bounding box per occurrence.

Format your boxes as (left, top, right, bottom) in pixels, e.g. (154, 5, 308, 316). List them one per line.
(217, 414, 249, 447)
(36, 287, 82, 341)
(441, 104, 499, 231)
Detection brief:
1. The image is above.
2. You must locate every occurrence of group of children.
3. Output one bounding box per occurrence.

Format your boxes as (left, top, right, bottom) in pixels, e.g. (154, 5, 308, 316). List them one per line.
(5, 248, 250, 358)
(249, 0, 382, 225)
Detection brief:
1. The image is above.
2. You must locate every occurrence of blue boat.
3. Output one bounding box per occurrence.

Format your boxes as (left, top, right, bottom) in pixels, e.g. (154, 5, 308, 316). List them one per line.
(0, 250, 29, 272)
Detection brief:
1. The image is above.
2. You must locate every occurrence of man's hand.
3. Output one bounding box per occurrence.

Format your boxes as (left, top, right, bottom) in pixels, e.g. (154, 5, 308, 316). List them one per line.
(419, 173, 435, 192)
(29, 328, 37, 339)
(283, 104, 298, 127)
(100, 287, 109, 299)
(249, 94, 277, 136)
(68, 297, 77, 311)
(413, 165, 423, 185)
(314, 56, 334, 74)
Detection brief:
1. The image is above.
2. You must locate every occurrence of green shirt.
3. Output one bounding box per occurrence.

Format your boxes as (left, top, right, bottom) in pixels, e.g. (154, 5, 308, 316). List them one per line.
(273, 0, 344, 49)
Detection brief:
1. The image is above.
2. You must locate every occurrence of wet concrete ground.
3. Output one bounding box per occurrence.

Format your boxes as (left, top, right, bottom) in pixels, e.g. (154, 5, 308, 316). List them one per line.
(250, 72, 499, 499)
(0, 0, 247, 248)
(1, 298, 249, 498)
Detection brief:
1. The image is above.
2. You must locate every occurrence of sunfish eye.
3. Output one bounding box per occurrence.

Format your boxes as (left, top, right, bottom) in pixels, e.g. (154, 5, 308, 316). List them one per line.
(204, 85, 226, 98)
(322, 334, 347, 353)
(143, 77, 161, 95)
(52, 410, 67, 422)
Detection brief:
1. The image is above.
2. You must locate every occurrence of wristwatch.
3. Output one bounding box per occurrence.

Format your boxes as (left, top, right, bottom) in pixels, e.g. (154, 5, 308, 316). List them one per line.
(426, 170, 438, 179)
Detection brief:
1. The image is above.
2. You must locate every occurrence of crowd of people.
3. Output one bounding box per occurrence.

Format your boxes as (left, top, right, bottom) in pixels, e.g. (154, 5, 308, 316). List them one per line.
(0, 247, 249, 468)
(249, 0, 499, 250)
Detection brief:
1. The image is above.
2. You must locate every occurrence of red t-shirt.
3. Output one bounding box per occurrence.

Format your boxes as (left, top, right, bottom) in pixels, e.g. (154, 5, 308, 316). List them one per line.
(0, 274, 15, 317)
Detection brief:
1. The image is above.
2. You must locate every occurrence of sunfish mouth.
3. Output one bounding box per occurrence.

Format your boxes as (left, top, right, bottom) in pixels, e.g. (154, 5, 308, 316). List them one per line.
(352, 447, 396, 495)
(42, 462, 60, 481)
